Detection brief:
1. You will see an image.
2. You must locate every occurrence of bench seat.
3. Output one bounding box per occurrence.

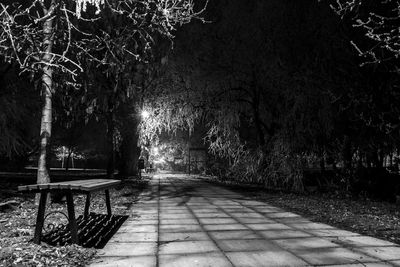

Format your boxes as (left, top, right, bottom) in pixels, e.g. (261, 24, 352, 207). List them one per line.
(18, 179, 120, 192)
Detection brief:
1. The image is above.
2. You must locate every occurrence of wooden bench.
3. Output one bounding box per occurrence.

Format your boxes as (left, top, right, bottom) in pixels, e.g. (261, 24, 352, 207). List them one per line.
(18, 179, 120, 245)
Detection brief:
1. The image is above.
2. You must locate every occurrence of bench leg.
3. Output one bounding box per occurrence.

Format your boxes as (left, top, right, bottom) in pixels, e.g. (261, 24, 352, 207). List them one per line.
(34, 192, 47, 244)
(105, 189, 111, 215)
(66, 192, 79, 244)
(84, 193, 91, 218)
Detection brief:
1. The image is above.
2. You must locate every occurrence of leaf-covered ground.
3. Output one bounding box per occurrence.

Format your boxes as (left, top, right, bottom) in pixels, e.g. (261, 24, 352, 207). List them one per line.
(0, 179, 147, 267)
(203, 177, 400, 245)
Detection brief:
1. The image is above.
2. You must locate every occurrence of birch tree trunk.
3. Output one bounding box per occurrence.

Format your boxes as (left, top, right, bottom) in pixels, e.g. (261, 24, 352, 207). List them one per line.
(37, 2, 55, 186)
(118, 106, 140, 178)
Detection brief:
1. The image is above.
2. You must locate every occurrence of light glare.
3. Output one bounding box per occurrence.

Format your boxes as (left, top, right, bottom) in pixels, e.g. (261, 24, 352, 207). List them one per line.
(141, 110, 150, 119)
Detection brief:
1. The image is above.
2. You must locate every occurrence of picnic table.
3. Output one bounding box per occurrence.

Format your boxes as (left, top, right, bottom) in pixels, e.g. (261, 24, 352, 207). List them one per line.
(18, 179, 121, 245)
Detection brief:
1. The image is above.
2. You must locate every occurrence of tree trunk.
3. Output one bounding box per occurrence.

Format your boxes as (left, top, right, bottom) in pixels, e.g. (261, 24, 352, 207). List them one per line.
(106, 111, 115, 179)
(37, 70, 52, 185)
(119, 136, 140, 177)
(36, 1, 56, 204)
(118, 109, 140, 178)
(37, 2, 55, 186)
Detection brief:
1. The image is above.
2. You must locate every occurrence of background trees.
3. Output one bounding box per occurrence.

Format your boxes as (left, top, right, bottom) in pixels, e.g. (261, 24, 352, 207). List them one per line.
(137, 0, 400, 197)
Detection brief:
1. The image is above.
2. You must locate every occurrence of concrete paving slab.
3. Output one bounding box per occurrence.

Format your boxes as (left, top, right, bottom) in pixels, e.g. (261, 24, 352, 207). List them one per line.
(291, 247, 377, 265)
(185, 201, 211, 205)
(160, 208, 192, 213)
(122, 220, 157, 226)
(273, 217, 311, 224)
(98, 242, 157, 257)
(235, 217, 276, 224)
(212, 203, 242, 207)
(192, 208, 221, 213)
(110, 232, 158, 242)
(216, 238, 284, 252)
(159, 252, 233, 267)
(329, 235, 398, 247)
(229, 212, 265, 218)
(203, 223, 248, 231)
(133, 205, 157, 210)
(217, 206, 246, 210)
(130, 212, 158, 217)
(89, 256, 156, 267)
(198, 218, 238, 224)
(246, 223, 292, 231)
(193, 213, 231, 218)
(274, 237, 340, 250)
(353, 246, 400, 261)
(135, 201, 158, 205)
(132, 215, 158, 220)
(236, 200, 267, 206)
(160, 224, 203, 232)
(323, 263, 393, 267)
(225, 251, 309, 267)
(260, 229, 312, 239)
(262, 212, 301, 218)
(118, 224, 158, 233)
(222, 208, 255, 213)
(159, 240, 220, 255)
(304, 229, 359, 237)
(160, 218, 198, 225)
(124, 219, 158, 224)
(209, 230, 261, 240)
(159, 231, 210, 242)
(160, 213, 195, 219)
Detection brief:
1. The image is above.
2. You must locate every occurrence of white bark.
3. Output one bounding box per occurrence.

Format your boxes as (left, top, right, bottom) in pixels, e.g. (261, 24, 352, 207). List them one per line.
(37, 1, 55, 185)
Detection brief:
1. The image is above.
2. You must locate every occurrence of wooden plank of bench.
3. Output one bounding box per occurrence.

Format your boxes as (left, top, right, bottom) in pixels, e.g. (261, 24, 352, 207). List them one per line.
(18, 184, 51, 192)
(78, 180, 120, 191)
(18, 179, 120, 192)
(54, 179, 119, 190)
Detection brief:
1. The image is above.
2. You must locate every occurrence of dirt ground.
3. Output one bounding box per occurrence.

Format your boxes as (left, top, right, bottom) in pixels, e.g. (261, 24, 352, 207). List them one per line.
(0, 176, 148, 266)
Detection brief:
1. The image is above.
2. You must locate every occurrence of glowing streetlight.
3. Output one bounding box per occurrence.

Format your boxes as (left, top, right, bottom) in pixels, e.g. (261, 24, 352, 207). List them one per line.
(153, 147, 159, 155)
(141, 110, 150, 119)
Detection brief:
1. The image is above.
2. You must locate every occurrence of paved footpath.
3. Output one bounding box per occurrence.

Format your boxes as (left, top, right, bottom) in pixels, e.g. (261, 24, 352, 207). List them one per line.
(89, 173, 400, 267)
